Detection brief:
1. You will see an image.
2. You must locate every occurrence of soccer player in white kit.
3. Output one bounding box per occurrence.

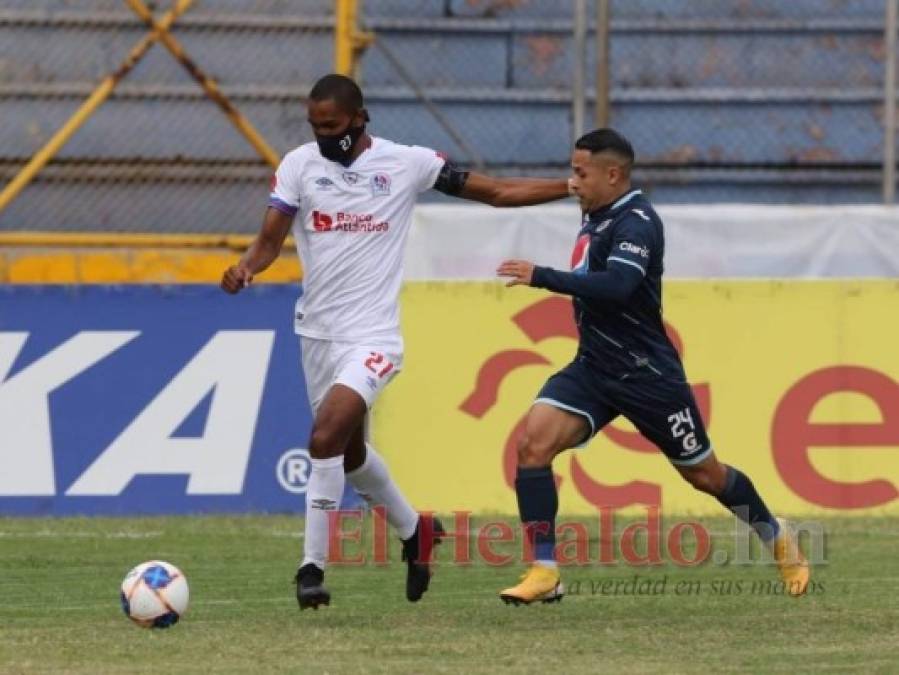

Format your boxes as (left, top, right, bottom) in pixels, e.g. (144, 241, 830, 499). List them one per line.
(222, 74, 569, 610)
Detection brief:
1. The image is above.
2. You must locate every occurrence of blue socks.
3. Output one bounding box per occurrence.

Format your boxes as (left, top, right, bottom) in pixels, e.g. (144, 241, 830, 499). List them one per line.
(516, 463, 778, 565)
(515, 466, 558, 562)
(716, 465, 780, 542)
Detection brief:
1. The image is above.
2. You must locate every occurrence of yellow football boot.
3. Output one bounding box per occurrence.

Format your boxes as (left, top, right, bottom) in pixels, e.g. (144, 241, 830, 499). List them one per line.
(500, 564, 564, 605)
(771, 518, 810, 597)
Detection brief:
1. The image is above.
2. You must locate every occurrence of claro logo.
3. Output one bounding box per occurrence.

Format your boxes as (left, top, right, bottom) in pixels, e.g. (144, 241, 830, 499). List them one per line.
(619, 241, 650, 258)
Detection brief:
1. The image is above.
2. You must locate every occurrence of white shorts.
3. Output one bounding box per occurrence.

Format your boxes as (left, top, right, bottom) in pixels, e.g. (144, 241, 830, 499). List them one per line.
(299, 335, 404, 413)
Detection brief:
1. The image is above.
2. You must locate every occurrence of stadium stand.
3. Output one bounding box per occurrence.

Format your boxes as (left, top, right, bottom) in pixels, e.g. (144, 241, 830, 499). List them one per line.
(0, 0, 891, 232)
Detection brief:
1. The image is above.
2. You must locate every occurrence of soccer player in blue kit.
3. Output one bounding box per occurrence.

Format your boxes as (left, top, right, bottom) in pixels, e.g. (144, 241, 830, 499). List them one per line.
(496, 128, 810, 604)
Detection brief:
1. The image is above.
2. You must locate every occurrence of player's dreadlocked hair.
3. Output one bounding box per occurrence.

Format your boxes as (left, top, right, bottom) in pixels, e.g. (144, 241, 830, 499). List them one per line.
(309, 74, 365, 115)
(575, 128, 635, 174)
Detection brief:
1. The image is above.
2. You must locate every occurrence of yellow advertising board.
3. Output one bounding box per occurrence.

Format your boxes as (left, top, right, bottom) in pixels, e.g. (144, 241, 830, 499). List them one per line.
(374, 280, 899, 516)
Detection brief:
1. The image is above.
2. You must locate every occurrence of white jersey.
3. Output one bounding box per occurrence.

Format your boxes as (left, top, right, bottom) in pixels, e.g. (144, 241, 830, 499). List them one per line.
(269, 137, 445, 341)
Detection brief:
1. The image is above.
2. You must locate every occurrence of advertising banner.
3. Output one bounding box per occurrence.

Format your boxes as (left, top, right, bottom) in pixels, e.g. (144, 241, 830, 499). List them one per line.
(0, 285, 321, 515)
(374, 280, 899, 516)
(2, 280, 897, 516)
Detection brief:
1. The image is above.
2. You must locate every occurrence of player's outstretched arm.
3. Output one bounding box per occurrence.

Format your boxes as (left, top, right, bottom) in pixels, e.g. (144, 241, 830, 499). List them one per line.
(457, 172, 571, 207)
(497, 259, 643, 305)
(221, 207, 293, 294)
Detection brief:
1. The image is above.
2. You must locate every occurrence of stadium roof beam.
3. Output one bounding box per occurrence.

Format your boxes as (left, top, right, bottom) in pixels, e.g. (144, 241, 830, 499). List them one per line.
(0, 9, 885, 34)
(0, 83, 885, 105)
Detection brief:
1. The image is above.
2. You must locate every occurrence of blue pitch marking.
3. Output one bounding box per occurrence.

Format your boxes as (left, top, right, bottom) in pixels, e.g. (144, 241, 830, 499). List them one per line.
(142, 565, 172, 589)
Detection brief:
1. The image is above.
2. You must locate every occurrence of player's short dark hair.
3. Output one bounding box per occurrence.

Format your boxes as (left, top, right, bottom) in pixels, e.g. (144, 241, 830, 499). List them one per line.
(575, 128, 635, 168)
(308, 74, 364, 114)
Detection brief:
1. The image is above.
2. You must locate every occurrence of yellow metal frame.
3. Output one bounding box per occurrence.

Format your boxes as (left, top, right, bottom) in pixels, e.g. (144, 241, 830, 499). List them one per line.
(335, 0, 374, 77)
(0, 231, 285, 250)
(0, 232, 300, 284)
(0, 0, 280, 219)
(124, 0, 280, 167)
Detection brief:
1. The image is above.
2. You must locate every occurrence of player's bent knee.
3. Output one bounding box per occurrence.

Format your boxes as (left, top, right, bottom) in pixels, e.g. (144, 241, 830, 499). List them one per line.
(309, 426, 347, 459)
(681, 467, 719, 495)
(516, 433, 557, 468)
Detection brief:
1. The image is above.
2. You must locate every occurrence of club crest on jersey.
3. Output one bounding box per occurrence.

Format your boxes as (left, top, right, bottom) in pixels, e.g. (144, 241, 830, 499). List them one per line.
(571, 233, 591, 275)
(315, 177, 335, 190)
(342, 172, 361, 185)
(370, 172, 391, 196)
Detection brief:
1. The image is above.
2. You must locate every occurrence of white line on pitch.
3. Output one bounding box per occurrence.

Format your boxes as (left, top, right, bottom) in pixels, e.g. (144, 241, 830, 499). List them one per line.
(0, 531, 163, 539)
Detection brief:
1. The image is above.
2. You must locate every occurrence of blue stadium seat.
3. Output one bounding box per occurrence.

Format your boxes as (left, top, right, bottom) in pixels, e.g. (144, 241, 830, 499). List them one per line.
(0, 0, 892, 230)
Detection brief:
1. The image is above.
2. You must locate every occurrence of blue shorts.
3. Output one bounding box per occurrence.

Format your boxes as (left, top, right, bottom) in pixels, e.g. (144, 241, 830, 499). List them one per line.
(535, 357, 712, 466)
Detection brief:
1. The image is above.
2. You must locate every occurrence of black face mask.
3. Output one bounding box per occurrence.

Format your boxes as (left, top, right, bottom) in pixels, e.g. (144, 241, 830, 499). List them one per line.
(315, 122, 365, 167)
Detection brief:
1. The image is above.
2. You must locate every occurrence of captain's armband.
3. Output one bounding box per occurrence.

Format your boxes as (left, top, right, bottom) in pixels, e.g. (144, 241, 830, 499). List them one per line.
(433, 160, 470, 196)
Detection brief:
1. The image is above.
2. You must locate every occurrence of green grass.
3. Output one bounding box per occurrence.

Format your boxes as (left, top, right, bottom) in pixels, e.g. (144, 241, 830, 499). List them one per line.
(1, 514, 897, 674)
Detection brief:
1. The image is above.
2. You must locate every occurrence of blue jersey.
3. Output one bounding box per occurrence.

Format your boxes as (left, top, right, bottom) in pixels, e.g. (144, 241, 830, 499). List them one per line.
(530, 189, 686, 380)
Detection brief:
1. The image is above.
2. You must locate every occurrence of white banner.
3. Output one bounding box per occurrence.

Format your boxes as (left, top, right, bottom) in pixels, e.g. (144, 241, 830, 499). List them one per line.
(404, 203, 899, 279)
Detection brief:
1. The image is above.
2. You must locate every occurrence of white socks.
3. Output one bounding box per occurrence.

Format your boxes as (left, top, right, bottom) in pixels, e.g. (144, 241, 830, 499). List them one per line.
(302, 447, 419, 569)
(301, 455, 345, 570)
(345, 444, 419, 541)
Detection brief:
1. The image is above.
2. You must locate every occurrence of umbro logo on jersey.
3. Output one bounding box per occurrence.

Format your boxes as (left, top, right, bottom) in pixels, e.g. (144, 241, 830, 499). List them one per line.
(315, 177, 335, 190)
(342, 172, 361, 185)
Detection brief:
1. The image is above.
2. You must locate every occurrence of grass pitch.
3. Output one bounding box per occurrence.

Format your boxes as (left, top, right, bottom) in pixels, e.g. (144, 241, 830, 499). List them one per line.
(1, 514, 896, 674)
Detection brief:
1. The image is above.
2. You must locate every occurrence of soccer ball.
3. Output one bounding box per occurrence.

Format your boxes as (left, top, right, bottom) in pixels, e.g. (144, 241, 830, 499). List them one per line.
(120, 561, 189, 628)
